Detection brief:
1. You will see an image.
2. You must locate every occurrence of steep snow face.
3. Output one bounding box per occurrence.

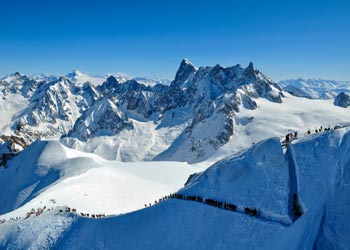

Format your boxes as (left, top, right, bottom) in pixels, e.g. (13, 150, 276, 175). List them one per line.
(180, 137, 290, 222)
(260, 128, 350, 250)
(66, 98, 133, 141)
(288, 129, 350, 212)
(334, 92, 350, 108)
(278, 78, 350, 99)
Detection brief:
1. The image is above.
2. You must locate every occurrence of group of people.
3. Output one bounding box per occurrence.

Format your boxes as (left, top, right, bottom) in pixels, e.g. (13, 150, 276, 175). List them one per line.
(25, 206, 49, 219)
(283, 125, 337, 148)
(62, 206, 106, 219)
(146, 192, 258, 218)
(307, 126, 332, 135)
(285, 131, 298, 143)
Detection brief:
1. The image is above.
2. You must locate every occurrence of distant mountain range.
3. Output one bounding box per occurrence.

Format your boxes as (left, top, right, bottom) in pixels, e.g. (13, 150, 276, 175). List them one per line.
(0, 60, 349, 165)
(278, 78, 350, 99)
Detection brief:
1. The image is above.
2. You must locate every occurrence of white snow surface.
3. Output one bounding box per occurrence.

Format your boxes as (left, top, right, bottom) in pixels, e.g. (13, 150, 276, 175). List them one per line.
(181, 137, 291, 223)
(0, 93, 28, 134)
(0, 140, 199, 220)
(1, 128, 350, 249)
(201, 92, 350, 167)
(278, 78, 350, 99)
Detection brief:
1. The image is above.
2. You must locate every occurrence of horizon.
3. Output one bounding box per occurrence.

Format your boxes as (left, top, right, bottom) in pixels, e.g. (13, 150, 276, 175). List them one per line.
(1, 0, 349, 81)
(2, 59, 350, 83)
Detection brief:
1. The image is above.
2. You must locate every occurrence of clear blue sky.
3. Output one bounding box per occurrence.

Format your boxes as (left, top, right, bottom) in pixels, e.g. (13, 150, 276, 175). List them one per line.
(1, 0, 349, 81)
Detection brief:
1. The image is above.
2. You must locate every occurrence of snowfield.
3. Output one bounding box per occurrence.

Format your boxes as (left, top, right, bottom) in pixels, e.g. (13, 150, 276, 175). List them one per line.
(0, 140, 199, 221)
(1, 127, 350, 249)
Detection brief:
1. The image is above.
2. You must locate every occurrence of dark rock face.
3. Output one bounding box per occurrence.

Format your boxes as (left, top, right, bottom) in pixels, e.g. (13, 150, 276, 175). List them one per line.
(171, 59, 198, 88)
(334, 92, 350, 108)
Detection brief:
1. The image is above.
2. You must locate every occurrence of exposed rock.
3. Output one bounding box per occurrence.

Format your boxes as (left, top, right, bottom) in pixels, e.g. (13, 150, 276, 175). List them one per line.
(334, 92, 350, 108)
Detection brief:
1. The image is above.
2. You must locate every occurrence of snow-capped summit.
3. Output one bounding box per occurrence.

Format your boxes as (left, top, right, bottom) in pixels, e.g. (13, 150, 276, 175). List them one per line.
(65, 70, 105, 86)
(171, 58, 198, 88)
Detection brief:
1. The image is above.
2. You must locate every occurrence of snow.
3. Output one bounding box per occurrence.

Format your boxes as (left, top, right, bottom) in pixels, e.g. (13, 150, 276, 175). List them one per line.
(1, 128, 350, 249)
(65, 70, 106, 86)
(0, 93, 29, 134)
(0, 140, 199, 221)
(202, 92, 350, 167)
(180, 137, 291, 223)
(62, 118, 188, 161)
(278, 78, 350, 99)
(0, 200, 286, 250)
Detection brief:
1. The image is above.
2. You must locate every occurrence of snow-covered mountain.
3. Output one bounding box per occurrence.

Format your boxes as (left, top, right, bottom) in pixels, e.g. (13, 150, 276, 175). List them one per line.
(0, 72, 39, 98)
(2, 60, 350, 164)
(63, 60, 286, 163)
(1, 59, 350, 249)
(278, 78, 350, 99)
(1, 127, 350, 249)
(65, 70, 106, 86)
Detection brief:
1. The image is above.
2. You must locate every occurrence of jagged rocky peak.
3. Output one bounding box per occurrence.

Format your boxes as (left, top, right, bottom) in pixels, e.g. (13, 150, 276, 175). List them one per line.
(81, 82, 101, 105)
(0, 72, 39, 97)
(99, 75, 120, 93)
(65, 98, 133, 141)
(334, 92, 350, 108)
(171, 58, 198, 88)
(243, 62, 256, 78)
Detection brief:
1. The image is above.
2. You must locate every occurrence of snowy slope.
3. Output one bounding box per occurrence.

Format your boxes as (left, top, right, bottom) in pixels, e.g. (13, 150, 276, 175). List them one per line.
(0, 200, 286, 250)
(0, 140, 198, 220)
(180, 137, 290, 223)
(1, 128, 350, 249)
(201, 92, 350, 167)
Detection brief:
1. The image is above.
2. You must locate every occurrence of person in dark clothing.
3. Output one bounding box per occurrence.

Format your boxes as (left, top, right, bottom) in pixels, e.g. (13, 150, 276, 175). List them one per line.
(285, 134, 290, 142)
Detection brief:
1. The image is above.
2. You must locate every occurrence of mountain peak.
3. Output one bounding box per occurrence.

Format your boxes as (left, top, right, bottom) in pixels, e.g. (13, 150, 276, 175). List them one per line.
(243, 62, 256, 78)
(171, 59, 198, 88)
(73, 70, 83, 76)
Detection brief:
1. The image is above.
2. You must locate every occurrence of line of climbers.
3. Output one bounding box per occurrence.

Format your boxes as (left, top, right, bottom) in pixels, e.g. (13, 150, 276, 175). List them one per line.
(61, 206, 106, 219)
(283, 125, 339, 148)
(307, 125, 332, 135)
(282, 131, 298, 148)
(145, 193, 258, 218)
